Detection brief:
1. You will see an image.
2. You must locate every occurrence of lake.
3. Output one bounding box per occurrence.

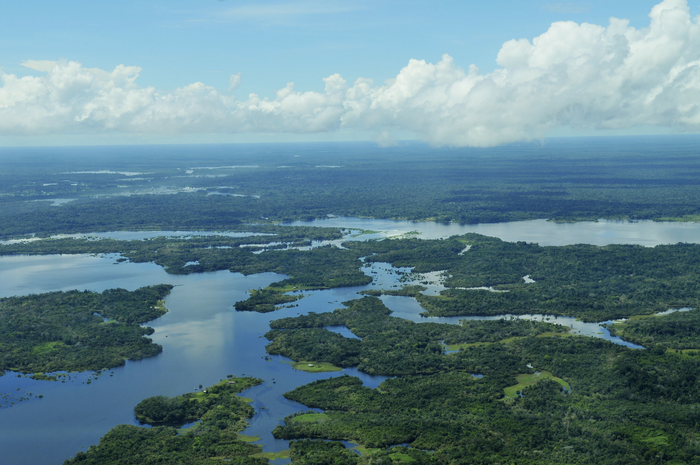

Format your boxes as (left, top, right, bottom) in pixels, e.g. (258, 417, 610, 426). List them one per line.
(292, 217, 700, 247)
(2, 217, 700, 464)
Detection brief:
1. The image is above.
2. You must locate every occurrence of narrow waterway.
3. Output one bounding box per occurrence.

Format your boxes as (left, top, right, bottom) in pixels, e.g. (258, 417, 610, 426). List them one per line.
(2, 217, 700, 464)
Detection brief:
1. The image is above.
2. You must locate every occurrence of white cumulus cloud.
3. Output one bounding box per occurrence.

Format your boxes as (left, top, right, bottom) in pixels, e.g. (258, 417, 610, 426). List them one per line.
(2, 0, 700, 146)
(228, 72, 242, 91)
(20, 60, 58, 72)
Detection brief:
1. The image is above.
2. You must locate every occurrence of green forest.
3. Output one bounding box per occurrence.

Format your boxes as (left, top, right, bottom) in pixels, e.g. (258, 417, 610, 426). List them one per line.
(607, 308, 700, 350)
(266, 296, 566, 376)
(4, 139, 700, 238)
(6, 230, 700, 322)
(346, 233, 700, 321)
(57, 294, 700, 464)
(0, 232, 371, 312)
(63, 377, 268, 465)
(0, 285, 172, 375)
(269, 298, 700, 464)
(4, 142, 700, 464)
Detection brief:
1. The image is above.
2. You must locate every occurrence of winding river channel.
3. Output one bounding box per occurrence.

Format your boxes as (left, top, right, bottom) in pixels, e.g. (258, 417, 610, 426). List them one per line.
(2, 218, 700, 464)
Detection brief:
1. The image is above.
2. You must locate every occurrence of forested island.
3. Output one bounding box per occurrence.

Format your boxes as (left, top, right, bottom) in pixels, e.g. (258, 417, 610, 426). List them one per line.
(345, 234, 700, 321)
(265, 297, 700, 464)
(63, 296, 700, 464)
(5, 231, 700, 322)
(63, 377, 269, 465)
(4, 141, 700, 464)
(0, 285, 172, 375)
(266, 297, 568, 375)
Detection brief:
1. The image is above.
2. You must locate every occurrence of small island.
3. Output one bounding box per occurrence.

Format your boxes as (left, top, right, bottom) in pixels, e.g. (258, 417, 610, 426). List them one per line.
(0, 284, 173, 375)
(291, 361, 342, 373)
(64, 377, 268, 465)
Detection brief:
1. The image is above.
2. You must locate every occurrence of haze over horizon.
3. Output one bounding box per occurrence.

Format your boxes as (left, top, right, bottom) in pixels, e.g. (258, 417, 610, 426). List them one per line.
(2, 0, 700, 147)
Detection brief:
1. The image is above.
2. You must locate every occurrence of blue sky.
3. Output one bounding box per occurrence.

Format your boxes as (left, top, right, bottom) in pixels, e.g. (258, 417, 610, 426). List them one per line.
(1, 0, 698, 146)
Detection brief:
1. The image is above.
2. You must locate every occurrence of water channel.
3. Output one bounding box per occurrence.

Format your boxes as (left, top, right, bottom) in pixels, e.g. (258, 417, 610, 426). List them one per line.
(2, 217, 700, 464)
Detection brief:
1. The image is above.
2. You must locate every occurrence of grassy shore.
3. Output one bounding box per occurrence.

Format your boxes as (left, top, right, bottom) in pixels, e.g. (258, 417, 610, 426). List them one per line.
(292, 361, 342, 373)
(503, 371, 571, 398)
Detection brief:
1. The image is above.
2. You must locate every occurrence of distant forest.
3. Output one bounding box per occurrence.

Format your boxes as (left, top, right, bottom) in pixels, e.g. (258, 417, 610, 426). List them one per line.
(5, 138, 700, 465)
(2, 137, 700, 238)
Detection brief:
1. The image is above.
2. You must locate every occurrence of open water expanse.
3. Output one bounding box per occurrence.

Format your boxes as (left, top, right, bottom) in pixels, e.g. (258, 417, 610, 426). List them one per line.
(292, 217, 700, 247)
(2, 217, 700, 464)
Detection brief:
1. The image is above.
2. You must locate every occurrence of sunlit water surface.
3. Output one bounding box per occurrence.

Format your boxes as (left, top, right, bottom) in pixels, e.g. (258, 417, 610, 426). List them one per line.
(2, 217, 700, 464)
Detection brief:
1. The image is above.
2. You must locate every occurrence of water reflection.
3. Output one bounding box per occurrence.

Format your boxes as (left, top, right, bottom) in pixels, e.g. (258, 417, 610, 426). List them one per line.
(0, 254, 388, 465)
(325, 326, 362, 340)
(379, 294, 646, 350)
(291, 217, 700, 247)
(0, 230, 270, 246)
(2, 217, 699, 463)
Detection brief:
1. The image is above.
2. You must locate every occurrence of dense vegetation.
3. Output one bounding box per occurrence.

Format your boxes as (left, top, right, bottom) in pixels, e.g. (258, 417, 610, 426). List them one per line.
(288, 439, 435, 464)
(289, 440, 363, 465)
(0, 285, 172, 375)
(64, 377, 267, 465)
(0, 233, 371, 312)
(266, 296, 566, 376)
(608, 308, 700, 350)
(0, 226, 343, 265)
(7, 230, 700, 322)
(133, 377, 261, 428)
(346, 233, 700, 321)
(270, 298, 700, 464)
(5, 139, 700, 464)
(4, 138, 700, 239)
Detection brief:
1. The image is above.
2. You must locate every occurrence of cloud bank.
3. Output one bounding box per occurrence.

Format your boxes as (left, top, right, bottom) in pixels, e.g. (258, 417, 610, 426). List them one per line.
(2, 0, 700, 147)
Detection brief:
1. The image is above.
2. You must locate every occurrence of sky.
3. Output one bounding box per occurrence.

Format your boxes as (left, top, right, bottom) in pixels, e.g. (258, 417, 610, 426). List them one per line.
(1, 0, 699, 147)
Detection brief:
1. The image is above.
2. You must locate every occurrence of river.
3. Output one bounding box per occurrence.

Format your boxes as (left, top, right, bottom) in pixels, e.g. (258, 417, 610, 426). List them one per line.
(1, 217, 700, 464)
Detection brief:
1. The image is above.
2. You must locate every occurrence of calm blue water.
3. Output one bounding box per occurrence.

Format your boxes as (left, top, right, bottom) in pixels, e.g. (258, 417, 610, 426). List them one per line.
(326, 326, 362, 340)
(379, 295, 645, 349)
(291, 217, 700, 247)
(0, 254, 389, 465)
(2, 217, 699, 464)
